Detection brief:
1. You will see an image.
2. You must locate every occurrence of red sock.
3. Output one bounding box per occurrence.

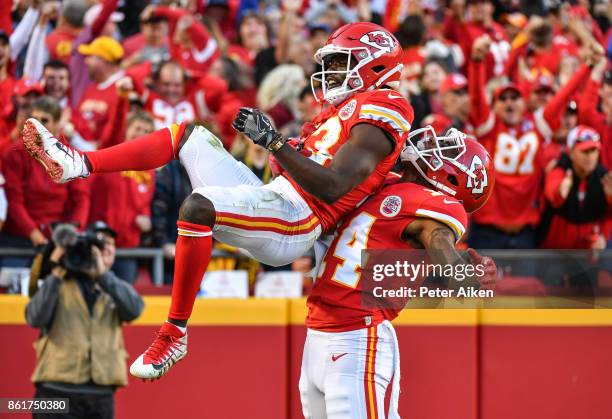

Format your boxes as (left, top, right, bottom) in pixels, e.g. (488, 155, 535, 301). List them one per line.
(85, 123, 186, 172)
(168, 221, 213, 320)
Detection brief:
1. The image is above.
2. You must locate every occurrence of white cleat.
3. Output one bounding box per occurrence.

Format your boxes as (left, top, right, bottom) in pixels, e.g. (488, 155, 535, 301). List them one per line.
(130, 322, 188, 380)
(22, 118, 90, 183)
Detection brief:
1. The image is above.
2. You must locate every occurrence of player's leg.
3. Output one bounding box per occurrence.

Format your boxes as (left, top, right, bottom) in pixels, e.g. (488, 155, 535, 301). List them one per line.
(22, 118, 185, 183)
(322, 322, 399, 419)
(198, 176, 323, 266)
(129, 137, 267, 379)
(299, 331, 328, 419)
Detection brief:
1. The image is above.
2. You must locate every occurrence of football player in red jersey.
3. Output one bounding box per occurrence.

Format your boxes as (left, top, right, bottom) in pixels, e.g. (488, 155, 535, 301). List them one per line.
(22, 22, 414, 380)
(301, 127, 496, 419)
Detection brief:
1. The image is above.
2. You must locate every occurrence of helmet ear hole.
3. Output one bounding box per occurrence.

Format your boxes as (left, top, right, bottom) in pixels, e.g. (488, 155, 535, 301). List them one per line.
(447, 175, 458, 186)
(372, 65, 385, 73)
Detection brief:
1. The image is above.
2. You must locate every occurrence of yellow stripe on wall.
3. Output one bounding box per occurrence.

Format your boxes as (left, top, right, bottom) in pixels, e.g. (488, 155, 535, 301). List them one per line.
(1, 296, 612, 327)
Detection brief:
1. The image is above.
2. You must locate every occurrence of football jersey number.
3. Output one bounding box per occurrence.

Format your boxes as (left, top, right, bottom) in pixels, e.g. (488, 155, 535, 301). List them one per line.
(152, 99, 196, 127)
(325, 213, 376, 288)
(308, 116, 343, 165)
(494, 132, 538, 175)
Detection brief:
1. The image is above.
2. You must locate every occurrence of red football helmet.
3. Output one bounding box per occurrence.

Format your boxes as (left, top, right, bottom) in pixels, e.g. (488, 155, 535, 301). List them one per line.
(401, 126, 495, 212)
(311, 22, 403, 105)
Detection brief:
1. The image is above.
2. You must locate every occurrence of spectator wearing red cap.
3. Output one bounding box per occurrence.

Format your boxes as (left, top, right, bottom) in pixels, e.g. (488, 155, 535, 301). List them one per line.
(439, 72, 472, 132)
(0, 78, 44, 156)
(539, 125, 612, 250)
(2, 96, 90, 254)
(466, 35, 572, 249)
(578, 55, 612, 169)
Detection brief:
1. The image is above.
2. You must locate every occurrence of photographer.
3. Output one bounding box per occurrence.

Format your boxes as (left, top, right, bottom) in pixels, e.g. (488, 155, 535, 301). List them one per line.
(25, 222, 144, 419)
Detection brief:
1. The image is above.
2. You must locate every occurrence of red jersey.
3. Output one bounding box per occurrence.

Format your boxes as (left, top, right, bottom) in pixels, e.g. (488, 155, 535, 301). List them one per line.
(0, 76, 15, 142)
(285, 89, 414, 231)
(45, 24, 80, 64)
(142, 76, 227, 130)
(2, 143, 90, 239)
(468, 59, 551, 228)
(307, 180, 468, 332)
(74, 71, 123, 143)
(89, 170, 155, 248)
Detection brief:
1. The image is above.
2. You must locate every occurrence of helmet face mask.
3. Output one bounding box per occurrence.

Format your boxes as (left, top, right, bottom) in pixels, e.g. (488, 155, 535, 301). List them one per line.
(310, 23, 403, 105)
(401, 126, 494, 212)
(311, 47, 368, 105)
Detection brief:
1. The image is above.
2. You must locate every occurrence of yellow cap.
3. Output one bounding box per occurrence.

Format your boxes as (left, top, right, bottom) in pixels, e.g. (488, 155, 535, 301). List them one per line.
(78, 36, 124, 62)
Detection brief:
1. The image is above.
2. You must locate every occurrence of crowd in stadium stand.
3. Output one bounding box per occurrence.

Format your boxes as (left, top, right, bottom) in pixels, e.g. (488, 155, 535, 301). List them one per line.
(0, 0, 610, 287)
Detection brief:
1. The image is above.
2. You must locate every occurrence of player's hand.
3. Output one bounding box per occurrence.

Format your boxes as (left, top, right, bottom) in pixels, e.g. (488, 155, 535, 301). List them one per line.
(467, 248, 497, 291)
(559, 169, 573, 200)
(232, 107, 279, 149)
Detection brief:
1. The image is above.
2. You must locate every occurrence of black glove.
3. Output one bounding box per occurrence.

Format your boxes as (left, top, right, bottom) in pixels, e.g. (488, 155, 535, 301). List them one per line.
(232, 107, 279, 149)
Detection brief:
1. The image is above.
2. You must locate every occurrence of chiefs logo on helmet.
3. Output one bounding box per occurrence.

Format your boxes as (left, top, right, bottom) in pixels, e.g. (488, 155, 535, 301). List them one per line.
(466, 155, 489, 194)
(360, 31, 396, 54)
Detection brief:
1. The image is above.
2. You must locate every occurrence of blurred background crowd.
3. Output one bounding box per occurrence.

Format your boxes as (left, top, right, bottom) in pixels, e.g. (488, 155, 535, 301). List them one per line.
(0, 0, 610, 291)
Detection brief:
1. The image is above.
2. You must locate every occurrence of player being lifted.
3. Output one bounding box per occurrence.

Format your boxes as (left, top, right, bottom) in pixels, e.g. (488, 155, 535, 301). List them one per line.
(22, 22, 414, 379)
(300, 127, 496, 419)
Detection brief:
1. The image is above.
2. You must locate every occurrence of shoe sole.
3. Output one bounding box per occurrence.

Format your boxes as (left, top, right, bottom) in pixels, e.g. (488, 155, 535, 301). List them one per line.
(131, 351, 187, 381)
(22, 120, 64, 183)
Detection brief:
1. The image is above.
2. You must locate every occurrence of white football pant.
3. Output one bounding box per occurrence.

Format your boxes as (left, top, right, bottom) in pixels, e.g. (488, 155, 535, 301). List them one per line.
(178, 125, 322, 266)
(299, 321, 401, 419)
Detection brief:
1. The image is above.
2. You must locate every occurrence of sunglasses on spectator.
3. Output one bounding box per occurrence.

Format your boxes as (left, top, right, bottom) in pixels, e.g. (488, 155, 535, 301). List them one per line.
(499, 93, 520, 102)
(451, 88, 468, 96)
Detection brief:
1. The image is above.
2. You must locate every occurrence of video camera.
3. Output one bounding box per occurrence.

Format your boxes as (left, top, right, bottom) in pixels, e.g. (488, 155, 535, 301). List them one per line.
(51, 224, 106, 276)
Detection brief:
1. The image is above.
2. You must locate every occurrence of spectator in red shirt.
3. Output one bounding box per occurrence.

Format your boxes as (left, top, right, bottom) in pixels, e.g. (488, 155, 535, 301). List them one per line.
(466, 35, 567, 250)
(0, 31, 14, 143)
(439, 72, 472, 132)
(122, 11, 170, 72)
(0, 79, 43, 157)
(228, 12, 271, 68)
(45, 0, 88, 64)
(444, 0, 510, 81)
(1, 96, 90, 254)
(73, 36, 124, 149)
(578, 56, 612, 169)
(146, 5, 220, 78)
(540, 125, 612, 250)
(88, 111, 156, 283)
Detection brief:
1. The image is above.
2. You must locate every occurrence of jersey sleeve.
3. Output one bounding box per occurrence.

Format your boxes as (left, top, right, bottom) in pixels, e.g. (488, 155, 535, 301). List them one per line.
(414, 195, 468, 242)
(349, 90, 414, 142)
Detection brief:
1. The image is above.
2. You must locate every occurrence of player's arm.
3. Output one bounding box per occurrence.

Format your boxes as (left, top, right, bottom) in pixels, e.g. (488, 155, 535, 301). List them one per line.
(273, 124, 392, 203)
(233, 108, 393, 204)
(404, 218, 496, 290)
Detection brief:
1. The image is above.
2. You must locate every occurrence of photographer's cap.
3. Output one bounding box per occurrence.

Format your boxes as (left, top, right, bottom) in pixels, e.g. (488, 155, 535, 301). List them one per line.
(88, 221, 117, 238)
